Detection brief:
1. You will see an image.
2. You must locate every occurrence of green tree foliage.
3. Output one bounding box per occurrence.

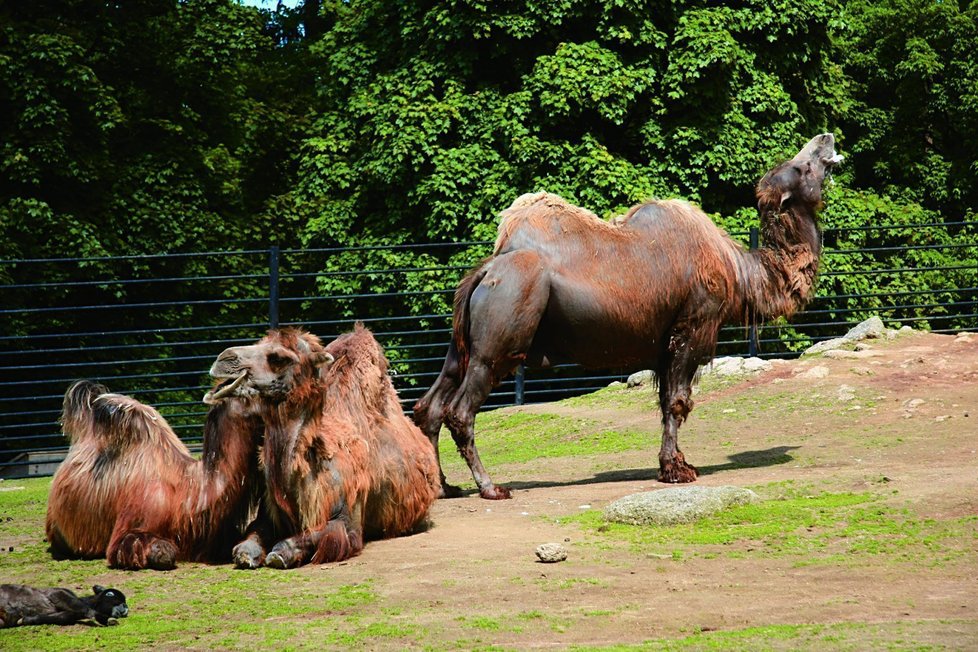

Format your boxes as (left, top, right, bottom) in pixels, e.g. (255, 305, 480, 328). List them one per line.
(0, 0, 307, 260)
(290, 0, 844, 251)
(838, 0, 978, 218)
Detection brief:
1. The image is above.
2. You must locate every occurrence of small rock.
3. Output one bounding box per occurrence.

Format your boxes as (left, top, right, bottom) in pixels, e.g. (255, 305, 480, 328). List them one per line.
(903, 398, 925, 411)
(742, 357, 772, 373)
(535, 543, 568, 563)
(823, 350, 862, 359)
(627, 370, 654, 388)
(845, 316, 886, 340)
(803, 316, 896, 356)
(797, 365, 830, 380)
(804, 337, 849, 356)
(837, 385, 856, 401)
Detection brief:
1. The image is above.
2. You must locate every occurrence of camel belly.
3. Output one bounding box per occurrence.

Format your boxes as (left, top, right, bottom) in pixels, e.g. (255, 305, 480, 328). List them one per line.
(532, 276, 677, 370)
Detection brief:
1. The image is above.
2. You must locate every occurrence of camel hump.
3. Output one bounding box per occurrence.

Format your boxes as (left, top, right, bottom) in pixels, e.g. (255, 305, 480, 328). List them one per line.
(90, 393, 181, 448)
(495, 192, 612, 253)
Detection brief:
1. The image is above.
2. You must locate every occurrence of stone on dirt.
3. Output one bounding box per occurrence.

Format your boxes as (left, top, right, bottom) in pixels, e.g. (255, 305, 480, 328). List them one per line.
(626, 369, 655, 387)
(706, 356, 773, 377)
(535, 542, 568, 563)
(604, 486, 759, 526)
(627, 355, 772, 388)
(803, 316, 899, 356)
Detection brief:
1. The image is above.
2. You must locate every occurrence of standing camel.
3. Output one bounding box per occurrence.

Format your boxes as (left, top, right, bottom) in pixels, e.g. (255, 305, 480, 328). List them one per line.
(414, 133, 843, 499)
(205, 324, 439, 569)
(46, 381, 264, 569)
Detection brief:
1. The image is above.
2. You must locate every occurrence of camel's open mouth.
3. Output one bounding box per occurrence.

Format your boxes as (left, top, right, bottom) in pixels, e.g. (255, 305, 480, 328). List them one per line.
(203, 371, 248, 405)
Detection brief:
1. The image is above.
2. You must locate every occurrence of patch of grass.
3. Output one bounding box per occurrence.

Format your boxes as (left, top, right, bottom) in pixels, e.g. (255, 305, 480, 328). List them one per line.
(569, 619, 976, 651)
(0, 575, 405, 651)
(538, 576, 607, 590)
(564, 487, 978, 567)
(458, 615, 504, 631)
(438, 411, 649, 470)
(0, 478, 50, 538)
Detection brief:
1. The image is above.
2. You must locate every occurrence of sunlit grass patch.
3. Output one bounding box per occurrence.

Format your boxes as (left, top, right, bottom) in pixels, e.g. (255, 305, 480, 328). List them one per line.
(568, 619, 978, 651)
(438, 411, 649, 474)
(563, 486, 978, 567)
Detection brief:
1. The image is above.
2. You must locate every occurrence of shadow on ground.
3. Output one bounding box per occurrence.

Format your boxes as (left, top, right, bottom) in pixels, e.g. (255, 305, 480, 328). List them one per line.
(457, 445, 800, 496)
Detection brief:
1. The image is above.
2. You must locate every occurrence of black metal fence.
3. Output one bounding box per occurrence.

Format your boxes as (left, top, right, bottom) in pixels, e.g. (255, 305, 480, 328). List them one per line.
(2, 223, 976, 477)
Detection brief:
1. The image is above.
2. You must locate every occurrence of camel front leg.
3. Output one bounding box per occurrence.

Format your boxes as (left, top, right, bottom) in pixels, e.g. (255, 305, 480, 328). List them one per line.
(232, 503, 274, 570)
(107, 529, 178, 570)
(655, 329, 709, 484)
(264, 520, 365, 569)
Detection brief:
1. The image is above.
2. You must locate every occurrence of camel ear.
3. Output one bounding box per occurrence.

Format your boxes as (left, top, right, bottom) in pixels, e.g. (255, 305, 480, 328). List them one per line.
(93, 585, 106, 594)
(313, 352, 334, 368)
(779, 190, 792, 209)
(312, 351, 334, 379)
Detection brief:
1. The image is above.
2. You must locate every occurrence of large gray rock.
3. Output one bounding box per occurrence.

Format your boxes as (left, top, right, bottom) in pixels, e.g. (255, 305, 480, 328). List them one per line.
(803, 316, 891, 356)
(706, 356, 773, 377)
(627, 369, 655, 388)
(604, 486, 759, 526)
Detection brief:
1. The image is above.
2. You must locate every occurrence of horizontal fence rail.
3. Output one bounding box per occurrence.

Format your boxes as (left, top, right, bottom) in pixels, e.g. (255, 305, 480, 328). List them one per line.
(1, 222, 976, 478)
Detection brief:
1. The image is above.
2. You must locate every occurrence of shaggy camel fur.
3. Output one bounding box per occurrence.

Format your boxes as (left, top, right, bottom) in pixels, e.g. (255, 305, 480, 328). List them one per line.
(206, 324, 439, 569)
(46, 381, 264, 569)
(414, 133, 843, 498)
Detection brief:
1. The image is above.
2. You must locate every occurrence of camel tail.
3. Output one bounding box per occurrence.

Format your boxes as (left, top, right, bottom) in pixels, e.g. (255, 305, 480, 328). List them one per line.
(451, 260, 491, 379)
(60, 380, 110, 443)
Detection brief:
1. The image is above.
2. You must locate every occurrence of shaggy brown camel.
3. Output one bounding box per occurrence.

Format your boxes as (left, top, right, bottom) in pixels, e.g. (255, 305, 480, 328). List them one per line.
(414, 133, 843, 499)
(46, 381, 264, 569)
(206, 324, 440, 569)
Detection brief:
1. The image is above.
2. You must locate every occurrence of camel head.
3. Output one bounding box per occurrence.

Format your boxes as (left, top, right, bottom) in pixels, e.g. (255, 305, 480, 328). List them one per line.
(756, 133, 843, 213)
(205, 329, 334, 405)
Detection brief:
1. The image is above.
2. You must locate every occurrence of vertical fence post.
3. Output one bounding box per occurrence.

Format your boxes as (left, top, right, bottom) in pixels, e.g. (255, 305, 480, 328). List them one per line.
(748, 227, 759, 357)
(269, 246, 280, 329)
(514, 364, 525, 406)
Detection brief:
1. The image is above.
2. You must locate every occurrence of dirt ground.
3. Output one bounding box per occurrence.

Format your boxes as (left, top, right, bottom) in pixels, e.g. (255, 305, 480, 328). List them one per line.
(319, 330, 978, 648)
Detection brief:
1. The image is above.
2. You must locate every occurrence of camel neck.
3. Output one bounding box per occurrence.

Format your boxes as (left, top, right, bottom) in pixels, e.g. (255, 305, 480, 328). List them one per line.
(198, 403, 262, 512)
(741, 206, 822, 322)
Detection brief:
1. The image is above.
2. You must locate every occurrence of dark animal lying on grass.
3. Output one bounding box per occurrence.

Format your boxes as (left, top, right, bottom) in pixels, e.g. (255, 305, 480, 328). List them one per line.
(0, 584, 128, 627)
(206, 324, 440, 569)
(46, 380, 264, 569)
(414, 133, 843, 498)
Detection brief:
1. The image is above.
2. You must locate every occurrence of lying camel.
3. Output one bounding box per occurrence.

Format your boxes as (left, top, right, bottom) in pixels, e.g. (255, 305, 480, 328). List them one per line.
(206, 324, 440, 569)
(46, 381, 264, 569)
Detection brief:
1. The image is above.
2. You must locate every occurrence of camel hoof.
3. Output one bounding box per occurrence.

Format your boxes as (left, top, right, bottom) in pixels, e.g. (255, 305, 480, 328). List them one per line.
(264, 551, 287, 569)
(479, 484, 512, 500)
(657, 459, 698, 484)
(232, 541, 264, 570)
(147, 540, 178, 570)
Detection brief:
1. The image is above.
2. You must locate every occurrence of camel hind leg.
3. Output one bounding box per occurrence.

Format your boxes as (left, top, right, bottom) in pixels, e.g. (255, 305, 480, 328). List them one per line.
(444, 250, 550, 499)
(413, 342, 465, 498)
